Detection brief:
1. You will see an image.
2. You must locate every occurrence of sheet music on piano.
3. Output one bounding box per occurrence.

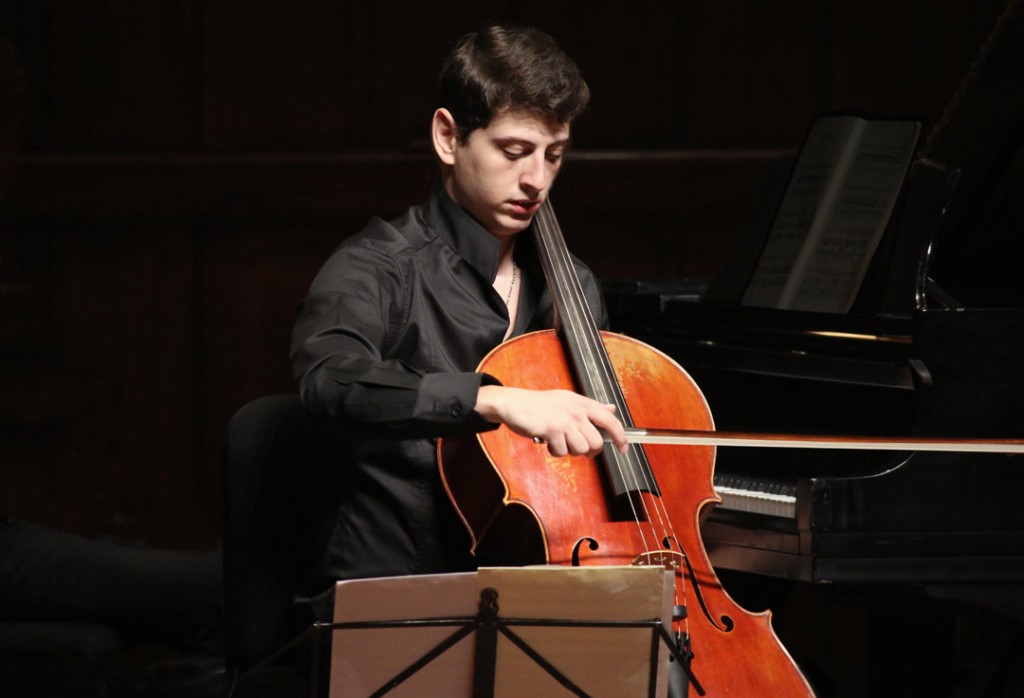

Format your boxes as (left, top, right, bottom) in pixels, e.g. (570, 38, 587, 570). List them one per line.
(742, 114, 921, 313)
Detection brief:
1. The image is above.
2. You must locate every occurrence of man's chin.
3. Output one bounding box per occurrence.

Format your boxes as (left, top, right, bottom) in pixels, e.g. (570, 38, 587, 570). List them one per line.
(504, 211, 537, 230)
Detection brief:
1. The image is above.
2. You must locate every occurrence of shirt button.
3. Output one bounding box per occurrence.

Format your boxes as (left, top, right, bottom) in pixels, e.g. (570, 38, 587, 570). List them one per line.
(450, 403, 462, 418)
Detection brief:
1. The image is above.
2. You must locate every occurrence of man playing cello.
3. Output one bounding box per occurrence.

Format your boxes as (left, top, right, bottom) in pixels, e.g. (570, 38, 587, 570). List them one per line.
(291, 23, 627, 587)
(235, 21, 814, 698)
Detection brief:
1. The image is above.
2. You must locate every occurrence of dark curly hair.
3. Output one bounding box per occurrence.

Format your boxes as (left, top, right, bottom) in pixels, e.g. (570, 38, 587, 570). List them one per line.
(438, 24, 590, 142)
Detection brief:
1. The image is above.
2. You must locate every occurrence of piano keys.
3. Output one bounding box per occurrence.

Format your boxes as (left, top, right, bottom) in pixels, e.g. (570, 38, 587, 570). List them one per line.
(712, 473, 796, 519)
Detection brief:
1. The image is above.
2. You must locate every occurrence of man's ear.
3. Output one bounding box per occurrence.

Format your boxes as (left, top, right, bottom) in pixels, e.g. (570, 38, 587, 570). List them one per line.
(432, 108, 458, 166)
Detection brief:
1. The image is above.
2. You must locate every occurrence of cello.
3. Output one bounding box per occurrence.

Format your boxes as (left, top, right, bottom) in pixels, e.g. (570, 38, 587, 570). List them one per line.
(438, 200, 816, 696)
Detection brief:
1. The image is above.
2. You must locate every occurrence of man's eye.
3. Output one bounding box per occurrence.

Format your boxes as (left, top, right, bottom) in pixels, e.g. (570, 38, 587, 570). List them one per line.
(546, 151, 564, 163)
(503, 148, 527, 160)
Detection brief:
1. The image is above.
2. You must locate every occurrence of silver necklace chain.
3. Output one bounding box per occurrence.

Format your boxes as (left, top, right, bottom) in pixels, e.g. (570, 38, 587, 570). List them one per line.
(504, 263, 517, 305)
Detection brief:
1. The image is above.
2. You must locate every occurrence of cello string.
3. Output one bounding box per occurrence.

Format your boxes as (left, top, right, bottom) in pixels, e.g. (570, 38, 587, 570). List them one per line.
(538, 205, 676, 538)
(536, 201, 693, 637)
(534, 203, 691, 630)
(535, 203, 676, 555)
(533, 204, 652, 545)
(535, 202, 674, 556)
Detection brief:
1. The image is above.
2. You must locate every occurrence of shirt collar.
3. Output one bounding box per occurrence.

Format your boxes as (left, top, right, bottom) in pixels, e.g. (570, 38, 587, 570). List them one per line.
(427, 186, 511, 283)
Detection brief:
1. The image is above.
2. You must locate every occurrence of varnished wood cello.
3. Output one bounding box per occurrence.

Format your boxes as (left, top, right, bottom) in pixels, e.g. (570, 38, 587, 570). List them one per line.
(438, 200, 816, 696)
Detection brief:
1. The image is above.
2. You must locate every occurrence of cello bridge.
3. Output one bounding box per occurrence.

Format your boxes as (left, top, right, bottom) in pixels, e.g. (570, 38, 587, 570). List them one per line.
(633, 550, 684, 571)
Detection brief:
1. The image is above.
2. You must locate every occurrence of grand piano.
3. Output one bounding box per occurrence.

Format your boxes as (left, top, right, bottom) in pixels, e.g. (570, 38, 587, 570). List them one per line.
(603, 7, 1024, 613)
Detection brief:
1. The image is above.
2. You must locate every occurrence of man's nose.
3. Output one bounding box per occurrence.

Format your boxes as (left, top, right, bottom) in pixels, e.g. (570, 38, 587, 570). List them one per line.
(520, 154, 552, 196)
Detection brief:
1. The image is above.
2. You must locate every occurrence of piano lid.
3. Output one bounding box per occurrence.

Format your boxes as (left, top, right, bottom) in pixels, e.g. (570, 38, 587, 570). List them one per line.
(910, 3, 1024, 310)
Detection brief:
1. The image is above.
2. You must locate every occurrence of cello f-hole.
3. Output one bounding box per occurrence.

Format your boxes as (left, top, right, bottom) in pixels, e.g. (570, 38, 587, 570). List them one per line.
(677, 550, 735, 633)
(571, 537, 600, 566)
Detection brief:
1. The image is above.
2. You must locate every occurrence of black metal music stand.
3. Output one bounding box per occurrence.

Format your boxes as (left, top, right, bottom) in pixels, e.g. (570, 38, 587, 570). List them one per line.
(319, 564, 704, 695)
(323, 586, 701, 698)
(241, 569, 702, 698)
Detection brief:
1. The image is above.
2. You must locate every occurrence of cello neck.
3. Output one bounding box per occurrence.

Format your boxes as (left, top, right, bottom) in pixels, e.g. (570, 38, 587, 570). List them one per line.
(533, 200, 624, 412)
(532, 200, 660, 499)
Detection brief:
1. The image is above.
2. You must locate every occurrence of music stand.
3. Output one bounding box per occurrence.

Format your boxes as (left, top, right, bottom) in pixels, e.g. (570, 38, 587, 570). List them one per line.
(327, 566, 679, 698)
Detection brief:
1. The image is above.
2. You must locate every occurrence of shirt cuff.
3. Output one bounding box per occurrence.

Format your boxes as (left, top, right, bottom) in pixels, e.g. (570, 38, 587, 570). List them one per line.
(416, 371, 500, 431)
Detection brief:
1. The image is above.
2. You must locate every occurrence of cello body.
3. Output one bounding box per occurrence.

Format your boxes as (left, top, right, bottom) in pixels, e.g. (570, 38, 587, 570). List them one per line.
(439, 329, 815, 696)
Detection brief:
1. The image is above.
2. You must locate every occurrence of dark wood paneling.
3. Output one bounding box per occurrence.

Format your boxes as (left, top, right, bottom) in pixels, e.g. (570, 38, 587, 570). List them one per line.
(8, 0, 998, 152)
(353, 1, 514, 149)
(0, 225, 200, 544)
(829, 0, 1004, 118)
(197, 224, 343, 525)
(47, 1, 197, 150)
(520, 2, 689, 148)
(554, 151, 785, 279)
(680, 0, 830, 148)
(4, 153, 438, 221)
(202, 0, 349, 149)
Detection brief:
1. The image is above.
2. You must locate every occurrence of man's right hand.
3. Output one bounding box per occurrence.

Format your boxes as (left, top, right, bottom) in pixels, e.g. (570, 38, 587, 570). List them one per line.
(474, 385, 628, 458)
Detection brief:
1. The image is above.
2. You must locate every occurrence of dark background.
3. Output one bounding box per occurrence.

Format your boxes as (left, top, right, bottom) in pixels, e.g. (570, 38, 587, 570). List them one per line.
(0, 0, 1009, 548)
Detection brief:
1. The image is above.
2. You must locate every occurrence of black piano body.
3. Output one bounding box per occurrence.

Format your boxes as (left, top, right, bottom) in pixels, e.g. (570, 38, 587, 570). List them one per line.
(606, 288, 1024, 591)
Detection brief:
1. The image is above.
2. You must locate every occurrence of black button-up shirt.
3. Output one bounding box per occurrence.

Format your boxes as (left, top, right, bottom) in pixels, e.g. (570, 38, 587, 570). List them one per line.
(291, 187, 606, 583)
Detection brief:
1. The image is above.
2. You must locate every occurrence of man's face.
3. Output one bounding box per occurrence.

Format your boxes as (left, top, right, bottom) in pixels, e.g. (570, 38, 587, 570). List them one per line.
(442, 109, 570, 240)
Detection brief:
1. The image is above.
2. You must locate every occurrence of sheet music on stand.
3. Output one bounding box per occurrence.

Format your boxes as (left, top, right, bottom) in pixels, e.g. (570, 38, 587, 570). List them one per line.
(742, 114, 921, 313)
(329, 566, 675, 698)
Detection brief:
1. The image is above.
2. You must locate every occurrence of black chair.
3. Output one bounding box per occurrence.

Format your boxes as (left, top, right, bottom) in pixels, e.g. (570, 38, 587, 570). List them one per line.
(222, 395, 342, 693)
